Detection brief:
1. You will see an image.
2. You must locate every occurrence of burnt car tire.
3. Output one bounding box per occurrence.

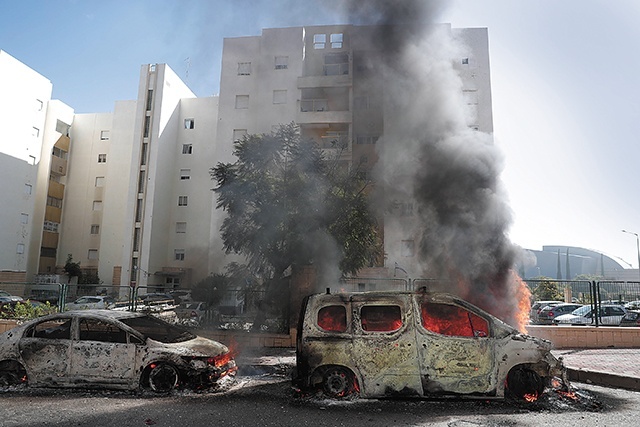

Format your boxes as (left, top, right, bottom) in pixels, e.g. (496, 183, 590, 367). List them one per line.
(0, 360, 27, 386)
(148, 363, 179, 393)
(322, 367, 356, 398)
(505, 366, 545, 400)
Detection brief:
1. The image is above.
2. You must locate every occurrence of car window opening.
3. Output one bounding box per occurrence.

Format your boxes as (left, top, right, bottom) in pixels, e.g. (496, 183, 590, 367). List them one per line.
(360, 305, 402, 332)
(120, 316, 195, 343)
(421, 302, 489, 338)
(317, 305, 347, 332)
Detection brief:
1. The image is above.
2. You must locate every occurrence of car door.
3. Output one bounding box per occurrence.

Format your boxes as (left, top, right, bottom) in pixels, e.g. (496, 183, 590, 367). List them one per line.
(600, 306, 626, 325)
(18, 317, 73, 386)
(415, 298, 495, 395)
(68, 317, 137, 387)
(350, 296, 423, 397)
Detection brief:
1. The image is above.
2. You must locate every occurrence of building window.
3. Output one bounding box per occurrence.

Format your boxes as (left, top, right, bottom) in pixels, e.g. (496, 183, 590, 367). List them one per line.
(24, 184, 32, 195)
(90, 224, 100, 234)
(143, 116, 151, 137)
(273, 90, 287, 104)
(462, 57, 469, 65)
(182, 144, 192, 154)
(184, 118, 195, 129)
(174, 249, 185, 261)
(92, 201, 103, 211)
(275, 56, 289, 70)
(324, 53, 349, 75)
(146, 89, 153, 111)
(178, 196, 188, 206)
(44, 221, 59, 232)
(313, 33, 326, 49)
(330, 33, 343, 49)
(138, 170, 146, 193)
(140, 143, 148, 165)
(233, 129, 247, 142)
(176, 222, 187, 233)
(133, 228, 141, 251)
(237, 62, 251, 76)
(20, 213, 28, 224)
(356, 135, 379, 145)
(16, 243, 25, 254)
(95, 176, 105, 187)
(46, 196, 63, 209)
(180, 169, 191, 180)
(88, 249, 98, 260)
(52, 147, 68, 159)
(98, 154, 107, 163)
(40, 247, 56, 258)
(135, 198, 143, 222)
(100, 130, 110, 140)
(235, 95, 249, 109)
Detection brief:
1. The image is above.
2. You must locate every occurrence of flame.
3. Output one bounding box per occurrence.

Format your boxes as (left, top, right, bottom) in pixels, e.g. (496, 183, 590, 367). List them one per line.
(212, 337, 240, 368)
(421, 303, 489, 337)
(512, 272, 532, 333)
(523, 392, 539, 402)
(556, 389, 578, 400)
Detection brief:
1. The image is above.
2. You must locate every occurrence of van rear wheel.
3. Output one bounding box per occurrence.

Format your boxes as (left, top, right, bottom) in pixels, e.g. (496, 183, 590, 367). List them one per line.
(322, 367, 355, 398)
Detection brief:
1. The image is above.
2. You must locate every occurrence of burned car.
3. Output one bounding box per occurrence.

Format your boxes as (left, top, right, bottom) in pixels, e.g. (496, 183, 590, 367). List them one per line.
(0, 310, 236, 392)
(294, 290, 567, 400)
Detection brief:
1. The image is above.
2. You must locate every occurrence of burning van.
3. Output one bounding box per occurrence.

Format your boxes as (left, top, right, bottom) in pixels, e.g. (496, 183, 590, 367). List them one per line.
(294, 289, 568, 400)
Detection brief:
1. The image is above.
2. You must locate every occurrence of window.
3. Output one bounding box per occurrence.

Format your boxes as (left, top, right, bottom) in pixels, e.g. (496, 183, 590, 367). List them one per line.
(98, 154, 107, 163)
(143, 116, 151, 137)
(95, 176, 105, 187)
(182, 144, 192, 154)
(16, 243, 25, 254)
(133, 228, 141, 251)
(44, 221, 59, 232)
(40, 247, 56, 258)
(135, 198, 143, 222)
(361, 305, 402, 332)
(100, 130, 110, 140)
(92, 201, 103, 211)
(178, 196, 188, 206)
(88, 249, 98, 260)
(176, 222, 187, 233)
(24, 184, 32, 195)
(174, 249, 185, 261)
(330, 33, 343, 49)
(273, 90, 287, 104)
(462, 57, 469, 65)
(146, 89, 153, 111)
(52, 146, 68, 159)
(233, 129, 247, 142)
(356, 135, 379, 145)
(421, 302, 489, 338)
(90, 224, 100, 235)
(275, 56, 288, 70)
(46, 196, 63, 209)
(313, 33, 326, 49)
(317, 306, 347, 332)
(401, 240, 414, 257)
(237, 62, 251, 75)
(20, 213, 28, 224)
(324, 53, 349, 75)
(140, 143, 148, 165)
(79, 318, 127, 343)
(138, 170, 146, 193)
(235, 95, 249, 109)
(180, 169, 191, 180)
(29, 318, 71, 339)
(184, 118, 195, 129)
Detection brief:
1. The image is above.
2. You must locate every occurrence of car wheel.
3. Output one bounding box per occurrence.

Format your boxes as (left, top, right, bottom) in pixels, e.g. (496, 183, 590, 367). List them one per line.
(148, 363, 179, 393)
(505, 366, 545, 401)
(322, 367, 356, 398)
(0, 360, 27, 386)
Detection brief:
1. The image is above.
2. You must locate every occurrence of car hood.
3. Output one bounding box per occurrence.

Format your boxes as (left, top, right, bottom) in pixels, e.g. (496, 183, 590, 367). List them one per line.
(147, 336, 229, 357)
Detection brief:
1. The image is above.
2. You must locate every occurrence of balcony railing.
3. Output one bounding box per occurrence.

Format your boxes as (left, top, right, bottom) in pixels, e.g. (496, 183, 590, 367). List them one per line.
(300, 99, 329, 112)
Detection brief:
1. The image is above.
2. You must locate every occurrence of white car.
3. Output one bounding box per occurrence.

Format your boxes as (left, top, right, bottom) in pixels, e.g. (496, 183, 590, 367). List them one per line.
(554, 304, 627, 326)
(65, 296, 116, 311)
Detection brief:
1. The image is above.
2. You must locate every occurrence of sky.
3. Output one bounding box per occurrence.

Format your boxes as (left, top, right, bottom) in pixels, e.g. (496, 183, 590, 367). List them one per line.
(1, 0, 639, 268)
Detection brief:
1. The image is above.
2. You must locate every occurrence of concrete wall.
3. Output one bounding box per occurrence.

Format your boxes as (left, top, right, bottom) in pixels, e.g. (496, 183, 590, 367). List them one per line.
(528, 325, 640, 349)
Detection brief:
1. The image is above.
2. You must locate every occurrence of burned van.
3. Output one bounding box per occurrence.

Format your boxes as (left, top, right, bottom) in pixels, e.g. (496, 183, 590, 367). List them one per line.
(294, 290, 567, 400)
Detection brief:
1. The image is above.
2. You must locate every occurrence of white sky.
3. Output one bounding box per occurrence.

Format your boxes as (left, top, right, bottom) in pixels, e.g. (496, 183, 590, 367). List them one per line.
(1, 0, 639, 267)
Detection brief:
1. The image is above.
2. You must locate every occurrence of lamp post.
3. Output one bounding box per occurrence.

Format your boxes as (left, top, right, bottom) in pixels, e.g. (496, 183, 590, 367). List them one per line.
(622, 229, 640, 281)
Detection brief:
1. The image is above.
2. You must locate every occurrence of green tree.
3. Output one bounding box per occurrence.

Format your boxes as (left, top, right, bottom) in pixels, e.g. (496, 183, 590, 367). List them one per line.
(531, 276, 563, 301)
(191, 274, 229, 307)
(64, 254, 82, 280)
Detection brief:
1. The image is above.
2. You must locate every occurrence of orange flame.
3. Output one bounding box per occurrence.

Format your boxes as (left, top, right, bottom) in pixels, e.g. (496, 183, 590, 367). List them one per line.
(523, 392, 539, 402)
(512, 271, 532, 333)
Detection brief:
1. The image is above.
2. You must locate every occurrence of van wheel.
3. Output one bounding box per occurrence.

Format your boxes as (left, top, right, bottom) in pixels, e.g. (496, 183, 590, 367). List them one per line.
(0, 360, 27, 386)
(322, 367, 355, 398)
(148, 363, 179, 393)
(505, 366, 545, 400)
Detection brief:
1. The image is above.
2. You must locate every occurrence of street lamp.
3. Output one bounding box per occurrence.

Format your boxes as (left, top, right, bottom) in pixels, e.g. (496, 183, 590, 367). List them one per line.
(622, 229, 640, 281)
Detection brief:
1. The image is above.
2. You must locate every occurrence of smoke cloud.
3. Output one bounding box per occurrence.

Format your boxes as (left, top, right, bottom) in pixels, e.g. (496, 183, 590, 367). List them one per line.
(345, 0, 527, 327)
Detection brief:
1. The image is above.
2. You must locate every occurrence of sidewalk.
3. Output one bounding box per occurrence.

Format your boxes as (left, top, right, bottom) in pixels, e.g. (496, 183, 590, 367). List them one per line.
(552, 349, 640, 391)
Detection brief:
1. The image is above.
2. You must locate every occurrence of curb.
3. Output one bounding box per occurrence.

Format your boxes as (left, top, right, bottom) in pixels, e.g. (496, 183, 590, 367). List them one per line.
(568, 368, 640, 392)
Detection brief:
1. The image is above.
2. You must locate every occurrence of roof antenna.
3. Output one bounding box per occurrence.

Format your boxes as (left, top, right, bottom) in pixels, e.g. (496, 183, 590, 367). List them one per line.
(184, 57, 191, 82)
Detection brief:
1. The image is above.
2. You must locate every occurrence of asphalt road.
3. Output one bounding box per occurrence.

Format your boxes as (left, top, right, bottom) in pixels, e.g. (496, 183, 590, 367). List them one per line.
(1, 371, 639, 427)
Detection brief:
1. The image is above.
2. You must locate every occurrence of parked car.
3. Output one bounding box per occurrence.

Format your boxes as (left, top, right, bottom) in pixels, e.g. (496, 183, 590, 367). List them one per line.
(0, 310, 237, 391)
(537, 303, 583, 325)
(529, 300, 563, 324)
(138, 293, 175, 306)
(65, 296, 115, 311)
(0, 291, 23, 303)
(619, 311, 640, 327)
(175, 302, 207, 325)
(553, 304, 628, 326)
(169, 290, 192, 304)
(624, 301, 640, 310)
(294, 290, 568, 401)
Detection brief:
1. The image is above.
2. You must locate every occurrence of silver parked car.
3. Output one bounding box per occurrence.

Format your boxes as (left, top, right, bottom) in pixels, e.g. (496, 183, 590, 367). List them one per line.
(0, 310, 237, 392)
(65, 295, 115, 310)
(554, 304, 628, 326)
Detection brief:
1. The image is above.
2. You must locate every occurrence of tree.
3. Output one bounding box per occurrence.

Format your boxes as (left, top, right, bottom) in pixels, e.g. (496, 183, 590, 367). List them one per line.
(211, 123, 379, 279)
(531, 276, 563, 301)
(211, 123, 380, 329)
(64, 254, 82, 280)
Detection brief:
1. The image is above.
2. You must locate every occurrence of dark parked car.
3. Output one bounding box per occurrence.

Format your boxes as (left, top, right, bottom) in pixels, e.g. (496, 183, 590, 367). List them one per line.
(537, 303, 583, 325)
(0, 310, 236, 392)
(620, 311, 640, 327)
(529, 300, 562, 324)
